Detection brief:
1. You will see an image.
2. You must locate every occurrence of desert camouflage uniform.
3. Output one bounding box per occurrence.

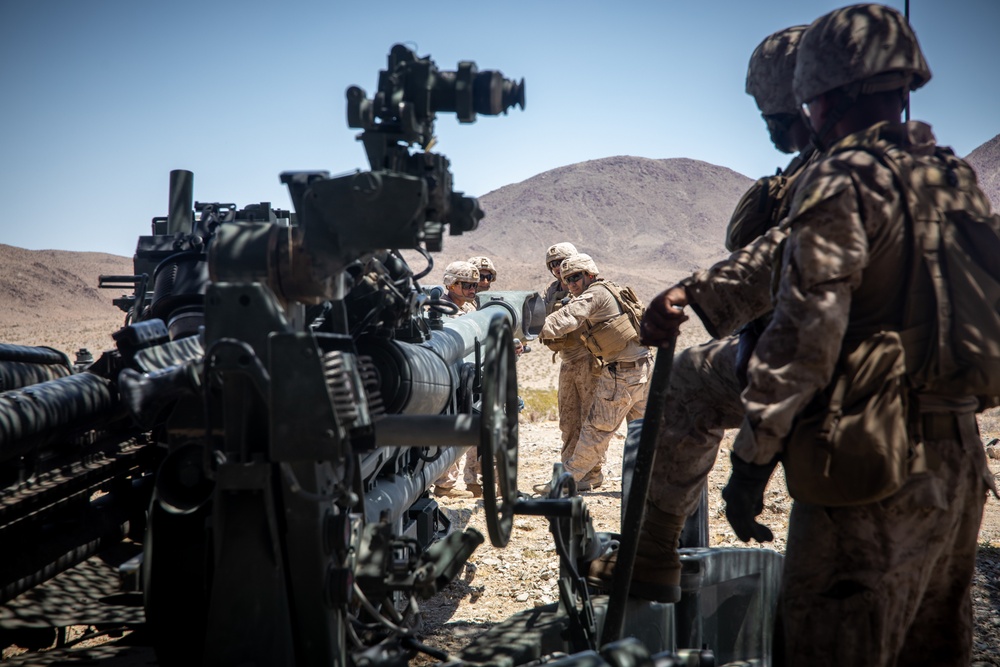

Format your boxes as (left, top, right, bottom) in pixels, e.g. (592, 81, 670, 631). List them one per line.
(542, 281, 651, 480)
(646, 155, 808, 516)
(434, 293, 480, 490)
(736, 121, 994, 665)
(440, 292, 477, 317)
(543, 279, 595, 462)
(543, 279, 571, 312)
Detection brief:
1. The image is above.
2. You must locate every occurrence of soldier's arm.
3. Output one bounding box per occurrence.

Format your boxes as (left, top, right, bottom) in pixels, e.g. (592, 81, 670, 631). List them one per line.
(540, 293, 594, 339)
(681, 224, 789, 338)
(734, 165, 868, 464)
(725, 175, 783, 253)
(725, 148, 814, 253)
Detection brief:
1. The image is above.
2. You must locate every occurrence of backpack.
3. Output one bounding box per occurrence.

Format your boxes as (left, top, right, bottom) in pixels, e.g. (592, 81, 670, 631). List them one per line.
(580, 281, 646, 362)
(725, 146, 815, 252)
(784, 142, 1000, 506)
(876, 145, 1000, 405)
(597, 281, 645, 339)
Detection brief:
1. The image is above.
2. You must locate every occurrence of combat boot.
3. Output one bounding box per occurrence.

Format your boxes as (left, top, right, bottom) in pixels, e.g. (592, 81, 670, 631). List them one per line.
(587, 503, 685, 603)
(433, 486, 474, 499)
(578, 469, 604, 491)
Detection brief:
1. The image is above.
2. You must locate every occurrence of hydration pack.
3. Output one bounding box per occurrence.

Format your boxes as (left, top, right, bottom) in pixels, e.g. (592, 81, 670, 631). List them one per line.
(596, 281, 645, 340)
(581, 281, 646, 361)
(876, 144, 1000, 405)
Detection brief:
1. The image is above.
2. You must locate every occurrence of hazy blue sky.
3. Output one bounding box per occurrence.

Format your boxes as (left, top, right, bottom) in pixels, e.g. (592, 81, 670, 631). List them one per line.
(2, 0, 997, 257)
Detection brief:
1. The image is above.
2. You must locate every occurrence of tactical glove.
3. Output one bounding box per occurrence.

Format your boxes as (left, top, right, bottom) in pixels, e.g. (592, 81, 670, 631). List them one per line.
(721, 452, 778, 543)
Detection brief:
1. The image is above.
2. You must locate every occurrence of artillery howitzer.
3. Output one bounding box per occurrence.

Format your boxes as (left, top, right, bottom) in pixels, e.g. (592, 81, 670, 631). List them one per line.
(0, 45, 782, 667)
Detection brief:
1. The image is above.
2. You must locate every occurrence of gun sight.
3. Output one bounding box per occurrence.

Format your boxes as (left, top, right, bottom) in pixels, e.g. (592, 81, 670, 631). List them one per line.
(347, 43, 525, 149)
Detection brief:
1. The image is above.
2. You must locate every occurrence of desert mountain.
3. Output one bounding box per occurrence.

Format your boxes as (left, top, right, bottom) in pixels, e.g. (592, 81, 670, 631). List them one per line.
(448, 156, 753, 300)
(964, 133, 1000, 211)
(0, 245, 133, 354)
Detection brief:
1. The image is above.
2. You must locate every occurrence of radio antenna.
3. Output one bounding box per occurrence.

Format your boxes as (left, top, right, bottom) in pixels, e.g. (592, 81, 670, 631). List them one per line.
(905, 0, 911, 122)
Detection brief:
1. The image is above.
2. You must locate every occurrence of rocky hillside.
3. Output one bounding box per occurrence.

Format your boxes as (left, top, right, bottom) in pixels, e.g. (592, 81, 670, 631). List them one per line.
(451, 156, 753, 301)
(0, 245, 132, 354)
(965, 133, 1000, 211)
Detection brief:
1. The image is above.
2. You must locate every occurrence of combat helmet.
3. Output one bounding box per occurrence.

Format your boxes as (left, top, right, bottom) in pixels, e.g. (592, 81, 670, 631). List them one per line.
(746, 25, 808, 116)
(545, 242, 578, 270)
(443, 261, 480, 287)
(560, 253, 599, 277)
(468, 256, 496, 276)
(794, 3, 931, 106)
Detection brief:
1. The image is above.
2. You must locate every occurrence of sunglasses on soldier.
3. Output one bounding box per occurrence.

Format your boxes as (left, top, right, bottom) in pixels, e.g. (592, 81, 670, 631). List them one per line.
(479, 272, 495, 282)
(459, 281, 478, 290)
(548, 260, 562, 270)
(563, 273, 583, 283)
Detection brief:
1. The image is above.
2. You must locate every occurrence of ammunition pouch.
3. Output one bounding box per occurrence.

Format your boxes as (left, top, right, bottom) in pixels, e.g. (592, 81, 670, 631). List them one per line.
(583, 314, 635, 361)
(547, 296, 571, 315)
(542, 334, 583, 353)
(784, 330, 914, 507)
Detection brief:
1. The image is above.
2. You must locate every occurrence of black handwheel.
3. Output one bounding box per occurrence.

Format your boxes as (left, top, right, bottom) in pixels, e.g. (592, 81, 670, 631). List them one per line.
(480, 315, 519, 547)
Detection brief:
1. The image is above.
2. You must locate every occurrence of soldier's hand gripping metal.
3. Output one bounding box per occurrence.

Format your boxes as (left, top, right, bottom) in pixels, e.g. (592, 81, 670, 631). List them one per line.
(641, 284, 690, 346)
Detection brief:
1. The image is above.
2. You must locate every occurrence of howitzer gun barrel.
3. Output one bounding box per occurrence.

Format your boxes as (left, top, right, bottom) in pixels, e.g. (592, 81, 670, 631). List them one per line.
(363, 303, 528, 415)
(360, 307, 518, 524)
(359, 338, 454, 415)
(423, 310, 494, 365)
(424, 295, 536, 364)
(0, 373, 123, 459)
(0, 344, 73, 392)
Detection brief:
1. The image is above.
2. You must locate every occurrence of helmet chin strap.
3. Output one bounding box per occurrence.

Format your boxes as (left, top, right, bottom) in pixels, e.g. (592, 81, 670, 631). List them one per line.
(803, 89, 857, 152)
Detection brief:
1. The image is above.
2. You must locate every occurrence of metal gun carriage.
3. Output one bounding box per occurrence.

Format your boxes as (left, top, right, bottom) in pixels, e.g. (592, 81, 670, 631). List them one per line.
(0, 44, 781, 667)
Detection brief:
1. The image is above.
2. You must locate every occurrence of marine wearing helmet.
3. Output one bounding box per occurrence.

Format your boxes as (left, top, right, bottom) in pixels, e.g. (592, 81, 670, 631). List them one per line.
(727, 24, 814, 251)
(746, 25, 809, 154)
(545, 242, 578, 274)
(468, 256, 497, 292)
(559, 253, 600, 296)
(543, 242, 579, 314)
(794, 3, 930, 148)
(441, 260, 479, 316)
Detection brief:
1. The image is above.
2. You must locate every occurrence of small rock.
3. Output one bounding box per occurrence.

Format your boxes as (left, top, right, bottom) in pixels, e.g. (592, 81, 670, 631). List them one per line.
(516, 592, 530, 602)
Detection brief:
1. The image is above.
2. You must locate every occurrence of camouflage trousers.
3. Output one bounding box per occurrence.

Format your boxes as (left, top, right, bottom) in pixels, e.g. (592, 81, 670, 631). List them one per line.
(564, 358, 649, 480)
(776, 413, 990, 666)
(463, 445, 482, 486)
(647, 336, 744, 516)
(559, 355, 597, 464)
(434, 447, 479, 489)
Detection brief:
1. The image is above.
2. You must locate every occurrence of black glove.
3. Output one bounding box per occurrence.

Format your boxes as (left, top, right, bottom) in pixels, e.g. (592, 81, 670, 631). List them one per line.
(721, 452, 778, 543)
